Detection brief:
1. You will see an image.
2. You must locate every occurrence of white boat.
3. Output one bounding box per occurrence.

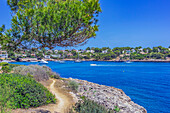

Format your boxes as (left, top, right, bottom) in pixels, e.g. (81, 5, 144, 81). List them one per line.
(40, 59, 48, 64)
(54, 60, 59, 62)
(59, 60, 65, 64)
(90, 64, 97, 66)
(75, 59, 81, 63)
(75, 51, 81, 63)
(125, 60, 132, 63)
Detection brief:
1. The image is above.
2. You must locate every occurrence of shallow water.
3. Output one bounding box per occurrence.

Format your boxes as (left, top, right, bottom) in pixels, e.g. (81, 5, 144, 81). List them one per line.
(11, 61, 170, 113)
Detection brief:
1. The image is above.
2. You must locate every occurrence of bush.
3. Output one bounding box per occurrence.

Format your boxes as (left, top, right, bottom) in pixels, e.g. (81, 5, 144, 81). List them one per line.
(0, 62, 21, 72)
(0, 73, 56, 109)
(0, 62, 8, 66)
(0, 81, 12, 113)
(68, 80, 79, 92)
(1, 66, 10, 73)
(50, 74, 60, 79)
(70, 98, 114, 113)
(13, 65, 60, 81)
(114, 106, 120, 112)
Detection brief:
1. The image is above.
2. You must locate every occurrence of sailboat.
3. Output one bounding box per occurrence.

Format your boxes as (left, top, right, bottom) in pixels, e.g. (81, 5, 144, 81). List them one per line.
(59, 52, 65, 63)
(75, 51, 81, 63)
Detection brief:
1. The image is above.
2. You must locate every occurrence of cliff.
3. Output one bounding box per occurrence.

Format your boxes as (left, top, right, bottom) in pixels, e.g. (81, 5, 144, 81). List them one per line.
(69, 78, 147, 113)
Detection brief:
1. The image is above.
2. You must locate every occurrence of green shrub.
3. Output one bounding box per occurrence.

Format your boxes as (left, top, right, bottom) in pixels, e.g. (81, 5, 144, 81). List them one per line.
(0, 73, 56, 109)
(114, 106, 120, 112)
(68, 80, 79, 92)
(0, 62, 8, 66)
(0, 62, 21, 72)
(0, 80, 12, 113)
(1, 66, 10, 73)
(50, 73, 60, 79)
(13, 65, 60, 81)
(26, 73, 34, 78)
(70, 98, 114, 113)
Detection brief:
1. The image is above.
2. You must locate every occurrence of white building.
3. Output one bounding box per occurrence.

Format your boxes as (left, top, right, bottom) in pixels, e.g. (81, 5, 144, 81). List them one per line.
(54, 50, 59, 53)
(86, 50, 94, 53)
(102, 50, 108, 54)
(51, 54, 61, 58)
(44, 55, 51, 59)
(0, 51, 8, 59)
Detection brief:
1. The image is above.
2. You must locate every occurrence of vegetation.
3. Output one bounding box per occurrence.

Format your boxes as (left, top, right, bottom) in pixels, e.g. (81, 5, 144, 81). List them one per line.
(68, 80, 79, 92)
(0, 62, 21, 72)
(13, 65, 60, 81)
(1, 0, 101, 50)
(1, 66, 10, 73)
(114, 106, 120, 112)
(50, 74, 60, 79)
(0, 81, 12, 113)
(0, 73, 56, 109)
(70, 98, 114, 113)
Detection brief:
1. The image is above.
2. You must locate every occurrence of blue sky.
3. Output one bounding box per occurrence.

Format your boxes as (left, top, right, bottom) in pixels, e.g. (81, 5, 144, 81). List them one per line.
(0, 0, 170, 49)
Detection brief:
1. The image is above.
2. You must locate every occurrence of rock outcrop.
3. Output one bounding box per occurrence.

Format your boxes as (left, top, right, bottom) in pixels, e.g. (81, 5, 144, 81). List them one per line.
(69, 78, 147, 113)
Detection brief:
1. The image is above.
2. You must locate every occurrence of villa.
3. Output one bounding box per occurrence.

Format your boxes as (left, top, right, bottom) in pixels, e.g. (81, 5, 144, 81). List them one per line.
(51, 54, 61, 58)
(44, 55, 51, 59)
(0, 45, 8, 59)
(0, 51, 8, 59)
(86, 50, 94, 53)
(102, 50, 108, 54)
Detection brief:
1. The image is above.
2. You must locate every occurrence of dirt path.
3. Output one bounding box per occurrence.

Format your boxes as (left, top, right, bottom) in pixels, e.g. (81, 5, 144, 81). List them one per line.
(49, 79, 71, 113)
(12, 79, 74, 113)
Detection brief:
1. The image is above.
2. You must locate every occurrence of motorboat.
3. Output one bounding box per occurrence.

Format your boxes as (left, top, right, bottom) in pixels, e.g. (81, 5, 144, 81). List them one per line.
(125, 60, 132, 63)
(40, 59, 48, 64)
(59, 60, 65, 64)
(54, 60, 59, 62)
(90, 64, 97, 66)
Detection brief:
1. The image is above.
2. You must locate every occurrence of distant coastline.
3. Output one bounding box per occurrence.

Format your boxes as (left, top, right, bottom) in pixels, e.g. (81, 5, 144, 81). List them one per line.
(9, 58, 170, 63)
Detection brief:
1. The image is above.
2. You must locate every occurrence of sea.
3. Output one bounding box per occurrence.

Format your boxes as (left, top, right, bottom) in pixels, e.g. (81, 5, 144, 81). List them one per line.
(10, 61, 170, 113)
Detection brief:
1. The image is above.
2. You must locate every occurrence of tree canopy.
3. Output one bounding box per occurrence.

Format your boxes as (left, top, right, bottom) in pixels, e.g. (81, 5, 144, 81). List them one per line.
(0, 0, 101, 50)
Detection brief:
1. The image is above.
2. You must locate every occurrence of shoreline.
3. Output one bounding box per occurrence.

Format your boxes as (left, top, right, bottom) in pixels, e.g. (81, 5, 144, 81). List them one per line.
(68, 77, 147, 113)
(10, 58, 170, 63)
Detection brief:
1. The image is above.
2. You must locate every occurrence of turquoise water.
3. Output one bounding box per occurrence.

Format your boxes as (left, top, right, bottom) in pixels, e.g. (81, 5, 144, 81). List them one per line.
(11, 61, 170, 113)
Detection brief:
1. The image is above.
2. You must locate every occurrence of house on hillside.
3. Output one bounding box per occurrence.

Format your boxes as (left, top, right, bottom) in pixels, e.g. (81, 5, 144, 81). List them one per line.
(51, 54, 61, 58)
(44, 55, 51, 59)
(126, 50, 131, 54)
(67, 53, 73, 57)
(54, 50, 58, 53)
(0, 51, 8, 59)
(102, 50, 108, 54)
(86, 50, 94, 53)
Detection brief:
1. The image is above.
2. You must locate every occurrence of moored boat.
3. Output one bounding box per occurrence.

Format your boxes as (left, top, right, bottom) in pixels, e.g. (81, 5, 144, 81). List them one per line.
(40, 59, 48, 64)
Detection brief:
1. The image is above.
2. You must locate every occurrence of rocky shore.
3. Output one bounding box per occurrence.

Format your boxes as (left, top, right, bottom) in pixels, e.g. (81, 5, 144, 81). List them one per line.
(69, 78, 147, 113)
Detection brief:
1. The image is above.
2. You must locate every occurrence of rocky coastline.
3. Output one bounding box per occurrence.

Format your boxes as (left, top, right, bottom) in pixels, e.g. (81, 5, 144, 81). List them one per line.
(68, 78, 147, 113)
(12, 58, 170, 62)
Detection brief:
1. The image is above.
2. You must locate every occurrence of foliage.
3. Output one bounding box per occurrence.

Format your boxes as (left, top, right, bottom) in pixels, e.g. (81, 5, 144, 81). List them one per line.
(50, 73, 60, 79)
(114, 106, 120, 112)
(0, 62, 21, 72)
(70, 98, 114, 113)
(1, 66, 10, 73)
(1, 0, 101, 50)
(0, 79, 12, 113)
(13, 65, 60, 81)
(68, 80, 79, 92)
(0, 73, 56, 109)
